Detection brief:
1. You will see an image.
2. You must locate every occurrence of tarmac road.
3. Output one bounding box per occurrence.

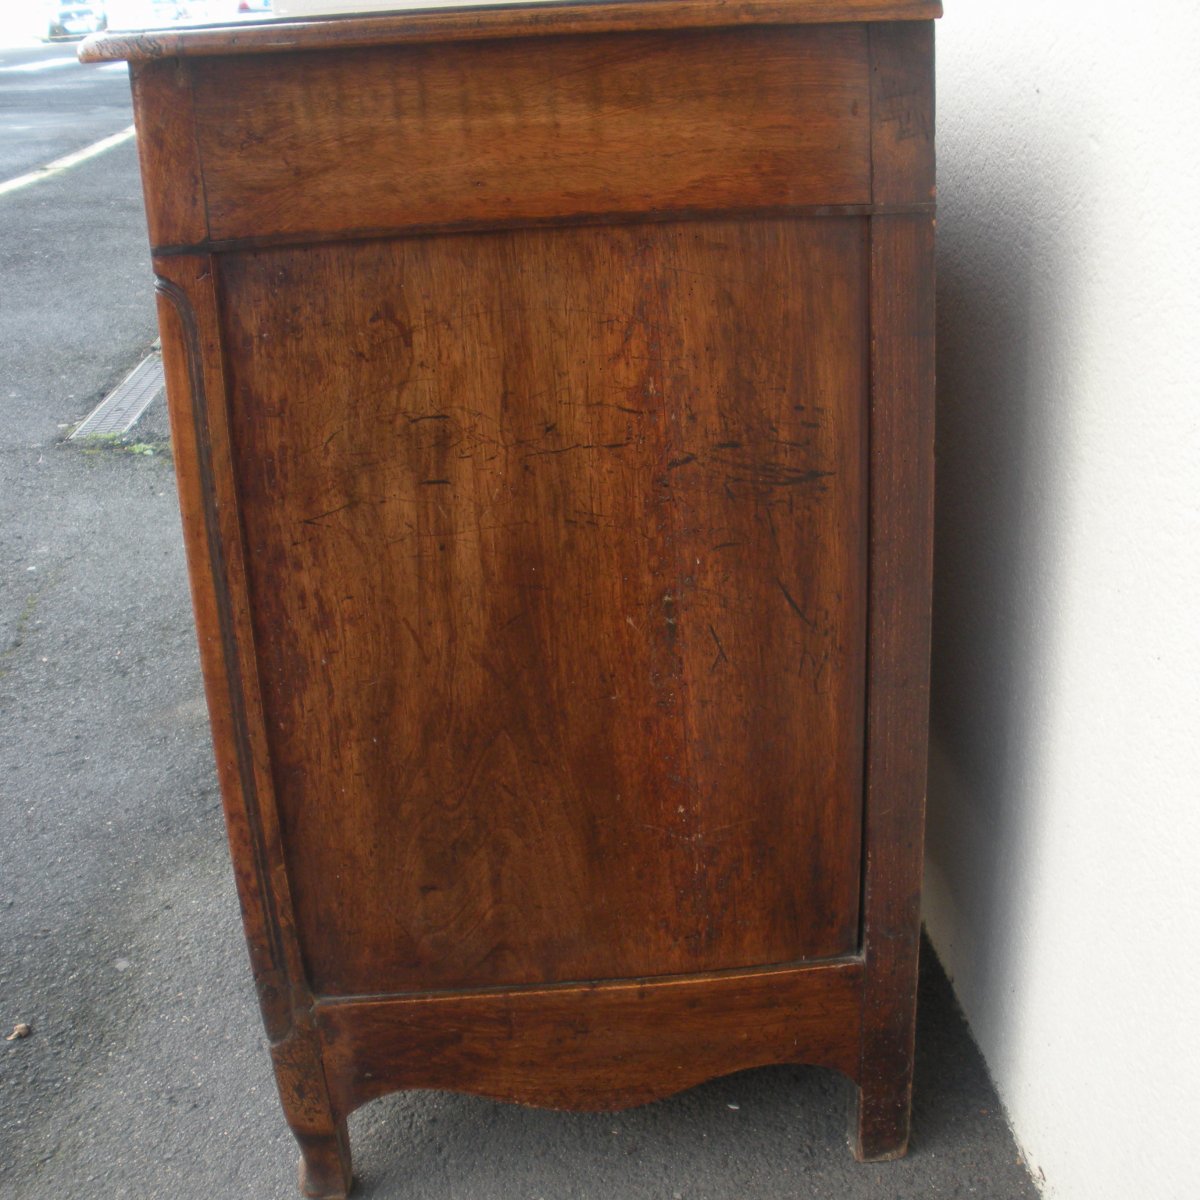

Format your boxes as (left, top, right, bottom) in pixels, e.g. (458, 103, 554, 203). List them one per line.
(0, 35, 1040, 1200)
(0, 43, 132, 184)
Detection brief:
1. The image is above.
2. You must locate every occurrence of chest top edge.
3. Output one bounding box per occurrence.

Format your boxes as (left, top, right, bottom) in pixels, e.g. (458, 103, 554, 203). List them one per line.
(80, 0, 942, 64)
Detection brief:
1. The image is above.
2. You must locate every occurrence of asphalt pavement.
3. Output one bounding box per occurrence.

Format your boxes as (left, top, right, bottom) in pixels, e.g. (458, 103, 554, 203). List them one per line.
(0, 36, 1040, 1200)
(0, 43, 131, 184)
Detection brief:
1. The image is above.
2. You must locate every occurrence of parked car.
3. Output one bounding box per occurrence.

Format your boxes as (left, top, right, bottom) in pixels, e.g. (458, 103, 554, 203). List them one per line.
(44, 3, 107, 39)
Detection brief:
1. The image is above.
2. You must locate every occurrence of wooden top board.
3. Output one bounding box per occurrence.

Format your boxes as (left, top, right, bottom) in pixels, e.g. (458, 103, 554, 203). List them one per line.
(80, 0, 942, 62)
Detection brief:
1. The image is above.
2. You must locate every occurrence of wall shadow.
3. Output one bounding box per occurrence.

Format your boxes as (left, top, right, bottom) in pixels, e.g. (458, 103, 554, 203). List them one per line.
(925, 132, 1082, 1052)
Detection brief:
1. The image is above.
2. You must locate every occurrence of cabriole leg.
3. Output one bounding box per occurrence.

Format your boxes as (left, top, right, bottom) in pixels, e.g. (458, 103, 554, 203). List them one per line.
(270, 1018, 354, 1198)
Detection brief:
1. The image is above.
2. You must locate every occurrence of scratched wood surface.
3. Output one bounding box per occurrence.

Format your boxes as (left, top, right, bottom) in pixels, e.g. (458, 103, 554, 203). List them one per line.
(217, 217, 868, 996)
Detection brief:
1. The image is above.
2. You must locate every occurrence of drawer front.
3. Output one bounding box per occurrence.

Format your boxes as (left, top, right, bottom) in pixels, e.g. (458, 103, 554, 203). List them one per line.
(186, 24, 871, 248)
(217, 215, 868, 996)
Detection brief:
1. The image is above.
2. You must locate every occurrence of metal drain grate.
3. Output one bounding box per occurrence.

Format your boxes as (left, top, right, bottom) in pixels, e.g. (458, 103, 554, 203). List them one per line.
(71, 353, 164, 439)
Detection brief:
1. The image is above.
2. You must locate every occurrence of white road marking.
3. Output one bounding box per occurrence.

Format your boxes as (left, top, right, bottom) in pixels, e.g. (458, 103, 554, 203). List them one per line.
(99, 62, 129, 73)
(0, 125, 136, 198)
(0, 57, 78, 73)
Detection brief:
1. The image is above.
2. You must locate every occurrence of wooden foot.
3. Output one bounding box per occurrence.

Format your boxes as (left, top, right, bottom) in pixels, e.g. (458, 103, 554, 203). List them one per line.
(269, 1012, 354, 1197)
(851, 1074, 912, 1162)
(296, 1119, 353, 1199)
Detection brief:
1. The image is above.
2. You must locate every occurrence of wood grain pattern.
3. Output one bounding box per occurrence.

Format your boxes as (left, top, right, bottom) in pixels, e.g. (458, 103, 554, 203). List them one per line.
(316, 959, 864, 1116)
(853, 213, 935, 1161)
(217, 217, 868, 997)
(189, 27, 870, 247)
(80, 1, 943, 63)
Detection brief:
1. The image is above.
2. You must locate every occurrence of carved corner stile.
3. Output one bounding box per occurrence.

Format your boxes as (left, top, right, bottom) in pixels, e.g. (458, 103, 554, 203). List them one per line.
(152, 271, 296, 1041)
(152, 270, 347, 1195)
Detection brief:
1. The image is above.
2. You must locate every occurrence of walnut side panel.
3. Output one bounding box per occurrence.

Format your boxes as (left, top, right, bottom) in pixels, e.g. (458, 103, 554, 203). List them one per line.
(316, 959, 865, 1116)
(854, 214, 935, 1160)
(188, 26, 871, 247)
(217, 216, 869, 998)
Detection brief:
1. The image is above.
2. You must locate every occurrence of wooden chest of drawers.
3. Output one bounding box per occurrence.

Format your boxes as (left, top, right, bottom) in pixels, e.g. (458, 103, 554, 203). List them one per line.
(84, 3, 938, 1194)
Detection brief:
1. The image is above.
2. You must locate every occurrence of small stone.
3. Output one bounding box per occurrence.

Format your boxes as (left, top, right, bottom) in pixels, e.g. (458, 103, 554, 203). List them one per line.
(6, 1023, 32, 1041)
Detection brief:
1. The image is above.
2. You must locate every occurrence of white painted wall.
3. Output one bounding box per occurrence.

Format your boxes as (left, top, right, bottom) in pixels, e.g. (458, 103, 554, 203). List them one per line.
(925, 4, 1200, 1198)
